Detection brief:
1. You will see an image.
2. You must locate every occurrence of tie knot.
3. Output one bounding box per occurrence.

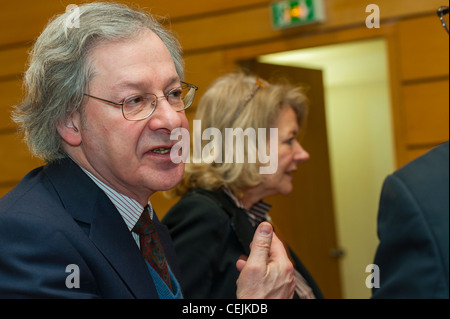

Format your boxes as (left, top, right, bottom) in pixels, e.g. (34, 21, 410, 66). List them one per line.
(132, 208, 155, 236)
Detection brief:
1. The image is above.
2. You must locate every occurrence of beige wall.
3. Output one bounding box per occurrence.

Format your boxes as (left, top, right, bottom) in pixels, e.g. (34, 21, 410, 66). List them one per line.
(327, 78, 395, 298)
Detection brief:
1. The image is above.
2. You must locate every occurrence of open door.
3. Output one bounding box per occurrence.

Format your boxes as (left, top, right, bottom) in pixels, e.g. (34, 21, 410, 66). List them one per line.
(241, 60, 342, 298)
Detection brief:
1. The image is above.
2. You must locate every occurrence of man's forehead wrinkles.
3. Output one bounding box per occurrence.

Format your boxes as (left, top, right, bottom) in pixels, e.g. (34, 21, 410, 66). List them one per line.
(111, 76, 182, 92)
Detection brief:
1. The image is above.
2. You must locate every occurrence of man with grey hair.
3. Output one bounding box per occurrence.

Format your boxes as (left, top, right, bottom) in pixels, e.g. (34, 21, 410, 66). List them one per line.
(0, 2, 295, 298)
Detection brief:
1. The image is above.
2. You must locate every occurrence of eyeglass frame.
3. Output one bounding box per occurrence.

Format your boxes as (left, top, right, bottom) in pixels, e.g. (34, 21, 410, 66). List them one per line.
(437, 6, 449, 34)
(83, 81, 198, 121)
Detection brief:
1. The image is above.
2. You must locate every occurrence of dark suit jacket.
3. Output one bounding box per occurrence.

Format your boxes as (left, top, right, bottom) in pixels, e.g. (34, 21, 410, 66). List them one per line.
(372, 142, 449, 298)
(0, 158, 180, 298)
(162, 187, 323, 299)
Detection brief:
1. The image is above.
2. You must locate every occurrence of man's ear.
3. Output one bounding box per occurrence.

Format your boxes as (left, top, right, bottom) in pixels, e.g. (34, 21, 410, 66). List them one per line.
(56, 112, 82, 146)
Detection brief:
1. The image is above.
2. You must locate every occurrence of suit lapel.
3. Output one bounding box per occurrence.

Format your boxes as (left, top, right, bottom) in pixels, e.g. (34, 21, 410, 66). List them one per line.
(44, 158, 158, 298)
(89, 196, 158, 298)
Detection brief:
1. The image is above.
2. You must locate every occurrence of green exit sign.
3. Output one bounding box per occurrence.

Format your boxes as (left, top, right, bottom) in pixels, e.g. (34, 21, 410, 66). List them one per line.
(271, 0, 325, 29)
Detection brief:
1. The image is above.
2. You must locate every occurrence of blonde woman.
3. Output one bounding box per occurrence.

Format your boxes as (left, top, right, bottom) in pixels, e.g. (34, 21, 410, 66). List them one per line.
(163, 72, 323, 299)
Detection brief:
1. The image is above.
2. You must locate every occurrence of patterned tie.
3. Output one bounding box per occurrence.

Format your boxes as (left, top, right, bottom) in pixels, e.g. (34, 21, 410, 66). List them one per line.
(132, 208, 172, 292)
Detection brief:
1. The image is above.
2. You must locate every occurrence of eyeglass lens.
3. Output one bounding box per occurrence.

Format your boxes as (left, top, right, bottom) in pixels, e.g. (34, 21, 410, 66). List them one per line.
(122, 85, 195, 120)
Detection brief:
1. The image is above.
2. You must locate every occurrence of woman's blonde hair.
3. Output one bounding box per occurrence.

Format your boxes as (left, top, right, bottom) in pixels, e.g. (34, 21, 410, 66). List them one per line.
(171, 72, 308, 198)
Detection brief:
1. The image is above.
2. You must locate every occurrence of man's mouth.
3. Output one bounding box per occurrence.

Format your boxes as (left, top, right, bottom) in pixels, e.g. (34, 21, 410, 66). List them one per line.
(152, 147, 171, 155)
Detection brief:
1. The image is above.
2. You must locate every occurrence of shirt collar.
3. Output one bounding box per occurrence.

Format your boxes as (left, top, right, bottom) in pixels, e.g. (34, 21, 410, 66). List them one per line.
(222, 186, 271, 226)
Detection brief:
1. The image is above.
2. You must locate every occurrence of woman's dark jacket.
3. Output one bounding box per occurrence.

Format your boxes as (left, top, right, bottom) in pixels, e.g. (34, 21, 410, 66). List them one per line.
(162, 187, 323, 299)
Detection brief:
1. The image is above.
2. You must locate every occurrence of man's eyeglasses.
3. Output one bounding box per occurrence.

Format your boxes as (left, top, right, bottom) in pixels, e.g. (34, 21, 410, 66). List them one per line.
(84, 81, 198, 121)
(437, 6, 449, 34)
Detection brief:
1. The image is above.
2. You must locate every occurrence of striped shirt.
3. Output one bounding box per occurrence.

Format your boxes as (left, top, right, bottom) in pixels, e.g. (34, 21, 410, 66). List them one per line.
(222, 186, 316, 299)
(222, 187, 272, 226)
(81, 168, 151, 247)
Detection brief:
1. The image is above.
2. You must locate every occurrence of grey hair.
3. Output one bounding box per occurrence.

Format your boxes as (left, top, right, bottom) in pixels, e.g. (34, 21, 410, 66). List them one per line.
(12, 2, 184, 162)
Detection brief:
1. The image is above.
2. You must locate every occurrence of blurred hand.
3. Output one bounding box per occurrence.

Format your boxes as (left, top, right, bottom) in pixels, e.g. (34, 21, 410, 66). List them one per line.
(236, 222, 295, 299)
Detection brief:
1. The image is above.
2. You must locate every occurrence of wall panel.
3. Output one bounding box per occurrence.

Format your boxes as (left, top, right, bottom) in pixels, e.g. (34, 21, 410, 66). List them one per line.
(0, 45, 29, 79)
(183, 51, 227, 95)
(402, 79, 449, 146)
(0, 79, 23, 130)
(398, 15, 449, 81)
(0, 132, 43, 182)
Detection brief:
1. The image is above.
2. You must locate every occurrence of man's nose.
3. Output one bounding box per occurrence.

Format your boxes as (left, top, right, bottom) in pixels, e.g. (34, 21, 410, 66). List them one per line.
(146, 98, 184, 132)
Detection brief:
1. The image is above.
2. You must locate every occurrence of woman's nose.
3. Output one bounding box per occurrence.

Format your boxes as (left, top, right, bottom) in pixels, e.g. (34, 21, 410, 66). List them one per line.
(294, 142, 310, 163)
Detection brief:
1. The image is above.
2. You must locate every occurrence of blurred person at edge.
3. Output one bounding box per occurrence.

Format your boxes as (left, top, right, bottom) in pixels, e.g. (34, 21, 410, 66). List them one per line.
(371, 6, 449, 299)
